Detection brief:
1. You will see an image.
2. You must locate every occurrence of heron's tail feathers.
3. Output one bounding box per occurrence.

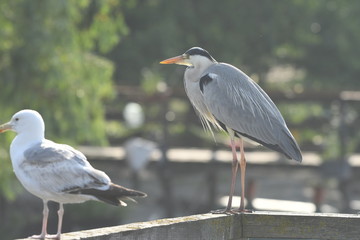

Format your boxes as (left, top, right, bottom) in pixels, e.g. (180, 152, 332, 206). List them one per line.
(278, 129, 302, 162)
(233, 128, 302, 163)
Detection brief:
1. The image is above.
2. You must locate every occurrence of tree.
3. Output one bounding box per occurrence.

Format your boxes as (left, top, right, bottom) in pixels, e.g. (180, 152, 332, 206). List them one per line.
(110, 0, 360, 89)
(0, 0, 127, 200)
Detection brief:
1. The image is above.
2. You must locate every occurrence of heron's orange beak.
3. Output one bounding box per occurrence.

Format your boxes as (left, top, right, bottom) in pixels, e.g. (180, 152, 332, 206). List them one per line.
(160, 55, 192, 66)
(160, 55, 183, 64)
(0, 122, 12, 133)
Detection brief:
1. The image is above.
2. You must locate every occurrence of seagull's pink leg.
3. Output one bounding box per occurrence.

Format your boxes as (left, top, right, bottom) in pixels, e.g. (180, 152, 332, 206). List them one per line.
(46, 203, 64, 239)
(56, 203, 64, 238)
(30, 200, 48, 239)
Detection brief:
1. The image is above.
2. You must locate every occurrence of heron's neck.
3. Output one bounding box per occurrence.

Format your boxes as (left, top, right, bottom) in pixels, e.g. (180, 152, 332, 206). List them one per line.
(186, 61, 215, 82)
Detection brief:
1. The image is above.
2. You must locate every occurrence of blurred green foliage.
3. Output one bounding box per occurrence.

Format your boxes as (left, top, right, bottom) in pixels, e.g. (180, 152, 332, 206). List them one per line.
(111, 0, 360, 89)
(0, 0, 127, 199)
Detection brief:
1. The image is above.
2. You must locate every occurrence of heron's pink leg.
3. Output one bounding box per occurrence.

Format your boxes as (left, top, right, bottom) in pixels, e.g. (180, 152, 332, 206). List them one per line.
(225, 138, 239, 211)
(211, 137, 239, 214)
(30, 200, 48, 239)
(238, 138, 248, 211)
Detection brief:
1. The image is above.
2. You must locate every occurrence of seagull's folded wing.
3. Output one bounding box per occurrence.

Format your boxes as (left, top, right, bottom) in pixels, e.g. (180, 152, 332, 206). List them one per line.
(22, 140, 111, 194)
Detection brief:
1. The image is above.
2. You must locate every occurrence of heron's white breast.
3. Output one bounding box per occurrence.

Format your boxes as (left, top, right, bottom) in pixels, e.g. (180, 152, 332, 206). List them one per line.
(184, 67, 220, 128)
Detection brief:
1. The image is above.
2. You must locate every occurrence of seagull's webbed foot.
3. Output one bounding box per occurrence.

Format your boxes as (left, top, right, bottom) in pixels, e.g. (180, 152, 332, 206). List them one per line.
(45, 233, 61, 239)
(29, 234, 45, 239)
(29, 234, 60, 240)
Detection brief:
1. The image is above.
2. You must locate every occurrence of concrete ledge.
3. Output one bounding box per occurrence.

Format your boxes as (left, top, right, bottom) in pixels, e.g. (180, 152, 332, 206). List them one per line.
(61, 213, 238, 240)
(27, 211, 360, 240)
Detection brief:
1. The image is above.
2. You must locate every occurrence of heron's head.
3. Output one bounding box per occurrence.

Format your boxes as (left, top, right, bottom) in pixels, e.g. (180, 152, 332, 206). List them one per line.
(0, 109, 45, 136)
(160, 47, 216, 68)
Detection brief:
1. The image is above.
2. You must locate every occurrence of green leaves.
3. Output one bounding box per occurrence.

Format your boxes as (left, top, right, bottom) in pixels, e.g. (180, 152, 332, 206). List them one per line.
(0, 0, 125, 199)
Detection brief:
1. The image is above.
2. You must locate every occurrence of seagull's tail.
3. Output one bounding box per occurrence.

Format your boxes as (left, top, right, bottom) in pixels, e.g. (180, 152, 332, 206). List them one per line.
(70, 183, 147, 206)
(101, 183, 147, 206)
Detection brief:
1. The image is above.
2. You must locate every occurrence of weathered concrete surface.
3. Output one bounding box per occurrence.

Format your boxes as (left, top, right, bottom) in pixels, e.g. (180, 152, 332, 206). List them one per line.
(61, 213, 240, 240)
(17, 211, 360, 240)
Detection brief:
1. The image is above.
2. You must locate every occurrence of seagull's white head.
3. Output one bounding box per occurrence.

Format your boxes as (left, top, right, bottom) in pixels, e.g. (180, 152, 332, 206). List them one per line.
(0, 109, 45, 137)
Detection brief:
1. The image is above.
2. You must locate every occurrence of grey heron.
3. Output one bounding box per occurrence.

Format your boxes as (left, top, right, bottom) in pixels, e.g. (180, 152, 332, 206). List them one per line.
(0, 109, 147, 239)
(160, 47, 302, 212)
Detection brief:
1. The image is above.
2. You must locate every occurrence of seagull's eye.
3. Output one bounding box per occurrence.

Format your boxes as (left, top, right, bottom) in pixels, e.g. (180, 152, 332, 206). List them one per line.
(15, 118, 19, 121)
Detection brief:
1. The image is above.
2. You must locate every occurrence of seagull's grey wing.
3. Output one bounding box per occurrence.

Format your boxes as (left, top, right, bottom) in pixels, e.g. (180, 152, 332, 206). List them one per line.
(22, 140, 111, 194)
(200, 63, 302, 162)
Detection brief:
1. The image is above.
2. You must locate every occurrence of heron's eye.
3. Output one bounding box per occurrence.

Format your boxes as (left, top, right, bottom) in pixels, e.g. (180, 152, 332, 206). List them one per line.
(15, 118, 19, 121)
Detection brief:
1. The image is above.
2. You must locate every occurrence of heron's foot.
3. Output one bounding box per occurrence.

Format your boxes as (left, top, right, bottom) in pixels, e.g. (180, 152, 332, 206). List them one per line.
(235, 208, 253, 213)
(210, 208, 239, 215)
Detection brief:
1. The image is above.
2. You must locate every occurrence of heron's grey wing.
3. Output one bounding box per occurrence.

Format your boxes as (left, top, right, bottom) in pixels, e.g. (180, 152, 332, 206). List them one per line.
(200, 63, 302, 162)
(22, 140, 111, 193)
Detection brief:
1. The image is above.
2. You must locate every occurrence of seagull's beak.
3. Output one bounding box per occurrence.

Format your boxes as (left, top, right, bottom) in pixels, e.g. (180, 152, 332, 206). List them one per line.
(0, 122, 12, 133)
(160, 55, 192, 66)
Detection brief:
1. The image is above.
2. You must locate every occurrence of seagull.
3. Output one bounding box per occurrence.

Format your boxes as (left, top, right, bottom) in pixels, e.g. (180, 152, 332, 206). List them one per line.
(0, 109, 147, 239)
(160, 47, 302, 212)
